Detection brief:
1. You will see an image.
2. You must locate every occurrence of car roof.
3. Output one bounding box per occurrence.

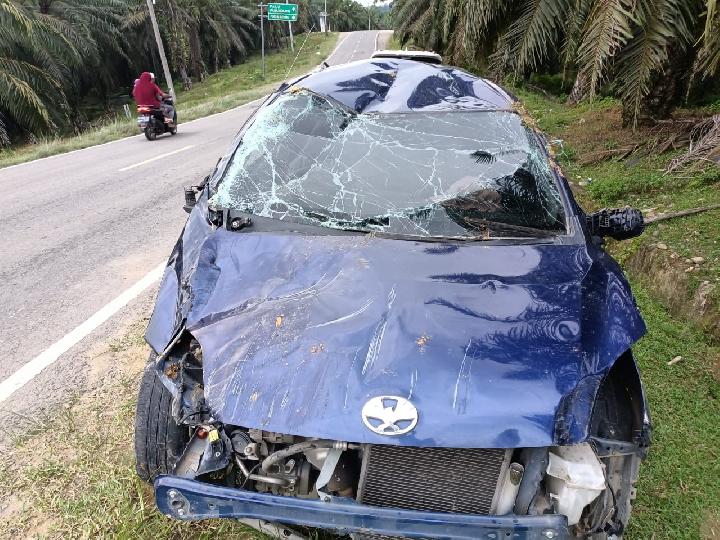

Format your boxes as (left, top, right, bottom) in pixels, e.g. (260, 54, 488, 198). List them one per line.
(288, 58, 515, 114)
(370, 49, 443, 64)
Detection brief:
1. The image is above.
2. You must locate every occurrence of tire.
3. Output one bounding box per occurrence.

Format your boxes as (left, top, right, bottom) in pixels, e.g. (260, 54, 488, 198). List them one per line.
(134, 356, 190, 482)
(144, 126, 157, 141)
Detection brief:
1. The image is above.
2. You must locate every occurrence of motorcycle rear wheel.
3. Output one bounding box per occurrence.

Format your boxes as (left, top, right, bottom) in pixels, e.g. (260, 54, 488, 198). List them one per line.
(144, 126, 157, 141)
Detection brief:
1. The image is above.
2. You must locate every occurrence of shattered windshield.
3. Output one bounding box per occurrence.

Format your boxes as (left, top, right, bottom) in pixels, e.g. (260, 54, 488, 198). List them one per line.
(211, 91, 567, 238)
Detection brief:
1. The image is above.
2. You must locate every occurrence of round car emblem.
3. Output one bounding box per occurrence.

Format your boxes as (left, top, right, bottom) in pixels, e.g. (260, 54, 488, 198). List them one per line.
(361, 396, 418, 436)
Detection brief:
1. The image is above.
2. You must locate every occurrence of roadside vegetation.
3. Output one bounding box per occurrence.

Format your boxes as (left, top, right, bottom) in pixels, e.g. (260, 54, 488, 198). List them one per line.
(514, 87, 720, 335)
(0, 31, 338, 169)
(391, 0, 720, 127)
(0, 0, 388, 149)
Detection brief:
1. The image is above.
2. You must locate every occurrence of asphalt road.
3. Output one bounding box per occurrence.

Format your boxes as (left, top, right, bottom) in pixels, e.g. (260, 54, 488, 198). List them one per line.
(0, 31, 391, 421)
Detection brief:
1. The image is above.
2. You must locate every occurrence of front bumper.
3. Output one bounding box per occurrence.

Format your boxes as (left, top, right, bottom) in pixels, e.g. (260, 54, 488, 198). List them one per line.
(155, 476, 570, 539)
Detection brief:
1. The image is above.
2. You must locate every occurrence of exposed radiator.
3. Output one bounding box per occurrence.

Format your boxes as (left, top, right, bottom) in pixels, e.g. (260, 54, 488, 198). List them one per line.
(357, 445, 509, 515)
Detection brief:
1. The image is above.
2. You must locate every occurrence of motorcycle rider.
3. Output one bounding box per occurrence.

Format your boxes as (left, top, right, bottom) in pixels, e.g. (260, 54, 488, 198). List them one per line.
(132, 72, 175, 124)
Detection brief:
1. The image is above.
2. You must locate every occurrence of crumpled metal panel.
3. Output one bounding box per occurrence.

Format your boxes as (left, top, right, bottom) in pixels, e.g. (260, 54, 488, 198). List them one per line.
(146, 218, 646, 448)
(145, 59, 646, 448)
(292, 59, 513, 113)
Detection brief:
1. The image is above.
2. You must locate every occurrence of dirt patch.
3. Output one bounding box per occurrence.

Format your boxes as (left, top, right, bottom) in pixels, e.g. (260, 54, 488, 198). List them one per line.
(86, 318, 149, 387)
(624, 243, 720, 340)
(703, 510, 720, 539)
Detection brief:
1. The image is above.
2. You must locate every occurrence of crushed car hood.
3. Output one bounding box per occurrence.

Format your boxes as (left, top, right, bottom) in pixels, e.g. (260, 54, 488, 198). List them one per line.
(147, 219, 646, 448)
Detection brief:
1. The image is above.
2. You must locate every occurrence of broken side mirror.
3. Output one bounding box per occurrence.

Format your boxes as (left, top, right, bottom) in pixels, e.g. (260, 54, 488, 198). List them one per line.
(183, 174, 211, 213)
(183, 186, 198, 213)
(586, 208, 644, 240)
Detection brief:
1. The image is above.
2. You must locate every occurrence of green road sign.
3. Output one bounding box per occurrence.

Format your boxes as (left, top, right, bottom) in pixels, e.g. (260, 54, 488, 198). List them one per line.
(267, 3, 298, 21)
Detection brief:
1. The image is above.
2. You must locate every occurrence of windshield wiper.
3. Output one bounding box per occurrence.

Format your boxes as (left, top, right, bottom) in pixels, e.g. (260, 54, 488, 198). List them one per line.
(304, 211, 389, 229)
(459, 218, 559, 238)
(300, 88, 359, 117)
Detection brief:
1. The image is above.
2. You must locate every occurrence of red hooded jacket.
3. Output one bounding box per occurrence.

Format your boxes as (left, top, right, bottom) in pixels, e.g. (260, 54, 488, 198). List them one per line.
(133, 72, 164, 107)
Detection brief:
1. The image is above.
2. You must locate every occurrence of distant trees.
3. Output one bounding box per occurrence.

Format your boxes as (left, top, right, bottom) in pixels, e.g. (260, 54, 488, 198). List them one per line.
(391, 0, 720, 125)
(0, 0, 129, 144)
(0, 0, 375, 145)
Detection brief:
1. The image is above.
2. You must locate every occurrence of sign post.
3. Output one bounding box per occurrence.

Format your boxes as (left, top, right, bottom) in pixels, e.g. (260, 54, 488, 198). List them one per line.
(268, 3, 298, 52)
(260, 3, 298, 78)
(258, 3, 266, 79)
(146, 0, 176, 102)
(286, 0, 294, 52)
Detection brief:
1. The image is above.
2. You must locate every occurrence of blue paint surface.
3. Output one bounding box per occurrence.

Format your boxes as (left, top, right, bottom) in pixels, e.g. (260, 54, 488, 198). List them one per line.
(146, 203, 645, 448)
(292, 59, 514, 113)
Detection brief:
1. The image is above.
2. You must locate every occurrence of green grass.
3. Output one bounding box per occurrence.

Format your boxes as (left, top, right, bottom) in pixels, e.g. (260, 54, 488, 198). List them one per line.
(387, 32, 402, 50)
(0, 32, 339, 170)
(625, 283, 720, 539)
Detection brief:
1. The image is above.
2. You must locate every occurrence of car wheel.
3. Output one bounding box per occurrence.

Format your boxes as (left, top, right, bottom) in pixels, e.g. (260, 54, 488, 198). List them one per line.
(134, 354, 190, 482)
(144, 126, 157, 141)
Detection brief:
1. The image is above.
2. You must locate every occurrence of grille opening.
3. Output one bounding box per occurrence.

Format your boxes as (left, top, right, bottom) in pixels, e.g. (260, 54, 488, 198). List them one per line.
(357, 445, 509, 515)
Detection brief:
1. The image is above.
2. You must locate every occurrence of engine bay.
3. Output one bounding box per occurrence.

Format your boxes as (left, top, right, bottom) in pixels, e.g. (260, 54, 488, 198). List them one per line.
(154, 336, 647, 539)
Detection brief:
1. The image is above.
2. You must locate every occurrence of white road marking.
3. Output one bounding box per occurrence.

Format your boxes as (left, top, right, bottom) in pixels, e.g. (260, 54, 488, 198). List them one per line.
(118, 144, 196, 171)
(0, 262, 166, 404)
(351, 34, 362, 60)
(0, 96, 266, 173)
(325, 33, 350, 65)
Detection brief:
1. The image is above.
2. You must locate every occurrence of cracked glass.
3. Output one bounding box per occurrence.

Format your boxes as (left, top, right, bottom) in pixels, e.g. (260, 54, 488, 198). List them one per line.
(211, 90, 567, 239)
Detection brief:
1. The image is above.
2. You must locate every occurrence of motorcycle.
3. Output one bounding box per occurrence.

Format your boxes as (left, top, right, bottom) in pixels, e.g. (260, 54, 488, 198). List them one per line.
(137, 97, 177, 141)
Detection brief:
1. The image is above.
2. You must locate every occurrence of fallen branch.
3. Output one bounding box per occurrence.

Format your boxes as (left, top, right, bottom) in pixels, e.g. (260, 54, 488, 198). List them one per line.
(666, 115, 720, 172)
(645, 203, 720, 224)
(579, 146, 637, 165)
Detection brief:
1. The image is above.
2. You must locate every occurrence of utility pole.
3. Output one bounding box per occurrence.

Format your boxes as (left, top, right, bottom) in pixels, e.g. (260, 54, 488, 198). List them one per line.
(287, 0, 294, 51)
(258, 3, 266, 79)
(324, 0, 328, 33)
(145, 0, 175, 102)
(368, 6, 371, 30)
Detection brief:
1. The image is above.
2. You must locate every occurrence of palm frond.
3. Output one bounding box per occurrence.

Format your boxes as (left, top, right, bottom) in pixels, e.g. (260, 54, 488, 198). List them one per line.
(0, 69, 51, 131)
(490, 0, 571, 78)
(575, 0, 634, 98)
(615, 0, 694, 125)
(696, 0, 720, 76)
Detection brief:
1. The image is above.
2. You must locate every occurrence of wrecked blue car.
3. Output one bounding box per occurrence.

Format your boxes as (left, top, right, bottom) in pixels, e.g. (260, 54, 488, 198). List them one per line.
(135, 56, 651, 540)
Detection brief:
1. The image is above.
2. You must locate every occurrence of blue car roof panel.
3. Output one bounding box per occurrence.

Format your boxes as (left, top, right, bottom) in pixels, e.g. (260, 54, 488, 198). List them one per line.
(294, 59, 515, 113)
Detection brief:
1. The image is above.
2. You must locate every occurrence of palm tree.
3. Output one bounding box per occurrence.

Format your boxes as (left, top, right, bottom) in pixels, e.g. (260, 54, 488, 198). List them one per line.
(0, 0, 80, 143)
(29, 0, 138, 112)
(695, 0, 720, 79)
(391, 0, 715, 126)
